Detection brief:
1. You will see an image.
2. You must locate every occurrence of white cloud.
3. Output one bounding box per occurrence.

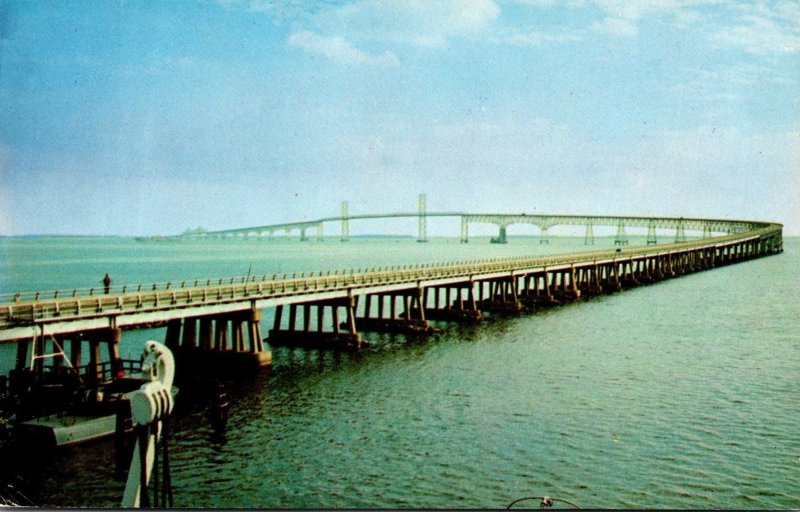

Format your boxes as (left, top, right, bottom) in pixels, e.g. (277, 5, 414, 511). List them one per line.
(500, 29, 584, 46)
(592, 16, 638, 37)
(315, 0, 500, 47)
(288, 30, 400, 66)
(710, 12, 800, 55)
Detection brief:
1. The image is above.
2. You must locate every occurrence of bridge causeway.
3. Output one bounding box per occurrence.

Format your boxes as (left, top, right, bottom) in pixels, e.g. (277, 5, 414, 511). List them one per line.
(0, 215, 783, 380)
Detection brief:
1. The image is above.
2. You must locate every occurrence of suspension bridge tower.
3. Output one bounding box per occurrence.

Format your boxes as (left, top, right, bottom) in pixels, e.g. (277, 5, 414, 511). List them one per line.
(417, 193, 428, 243)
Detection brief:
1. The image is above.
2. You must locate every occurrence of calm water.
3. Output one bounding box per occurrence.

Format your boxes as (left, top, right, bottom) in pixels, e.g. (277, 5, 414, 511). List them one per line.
(1, 236, 798, 509)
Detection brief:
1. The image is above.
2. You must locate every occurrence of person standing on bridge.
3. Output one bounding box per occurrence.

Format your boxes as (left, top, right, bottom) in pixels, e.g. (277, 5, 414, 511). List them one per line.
(103, 273, 111, 294)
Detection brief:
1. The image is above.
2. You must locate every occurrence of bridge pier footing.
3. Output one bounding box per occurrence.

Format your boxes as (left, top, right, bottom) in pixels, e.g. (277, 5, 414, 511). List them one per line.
(167, 309, 272, 376)
(267, 298, 365, 350)
(474, 278, 524, 314)
(418, 284, 482, 323)
(358, 290, 436, 334)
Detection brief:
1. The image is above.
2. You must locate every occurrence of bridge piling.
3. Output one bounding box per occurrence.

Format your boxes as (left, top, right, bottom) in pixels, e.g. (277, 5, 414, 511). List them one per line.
(420, 284, 481, 322)
(0, 216, 783, 373)
(168, 311, 272, 376)
(476, 277, 523, 313)
(267, 298, 363, 350)
(358, 290, 433, 334)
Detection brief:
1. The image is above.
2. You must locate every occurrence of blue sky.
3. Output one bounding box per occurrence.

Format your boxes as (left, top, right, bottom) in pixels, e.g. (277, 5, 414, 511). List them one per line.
(1, 0, 798, 236)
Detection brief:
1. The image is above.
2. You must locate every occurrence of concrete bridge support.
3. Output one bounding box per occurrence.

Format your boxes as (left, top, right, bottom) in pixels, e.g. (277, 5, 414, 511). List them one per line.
(460, 217, 469, 243)
(601, 262, 622, 292)
(358, 289, 433, 334)
(267, 297, 363, 350)
(539, 227, 550, 245)
(675, 222, 687, 243)
(615, 221, 629, 246)
(166, 309, 271, 375)
(647, 223, 657, 246)
(341, 201, 349, 241)
(585, 222, 595, 245)
(421, 284, 482, 322)
(298, 225, 324, 242)
(520, 271, 558, 306)
(417, 194, 428, 243)
(475, 277, 523, 313)
(551, 267, 581, 301)
(491, 226, 508, 244)
(576, 263, 604, 296)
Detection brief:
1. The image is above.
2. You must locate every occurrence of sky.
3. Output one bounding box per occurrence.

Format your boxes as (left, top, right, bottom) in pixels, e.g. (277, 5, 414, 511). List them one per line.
(0, 0, 798, 236)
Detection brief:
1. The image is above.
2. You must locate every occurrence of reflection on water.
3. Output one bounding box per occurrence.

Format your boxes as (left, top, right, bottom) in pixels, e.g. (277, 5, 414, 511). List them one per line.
(1, 237, 798, 508)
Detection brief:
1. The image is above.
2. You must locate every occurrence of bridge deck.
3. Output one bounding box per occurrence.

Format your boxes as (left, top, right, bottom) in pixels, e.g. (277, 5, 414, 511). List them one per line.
(0, 220, 782, 343)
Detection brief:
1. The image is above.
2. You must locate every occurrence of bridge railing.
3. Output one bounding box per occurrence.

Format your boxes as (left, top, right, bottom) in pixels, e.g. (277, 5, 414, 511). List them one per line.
(0, 224, 781, 327)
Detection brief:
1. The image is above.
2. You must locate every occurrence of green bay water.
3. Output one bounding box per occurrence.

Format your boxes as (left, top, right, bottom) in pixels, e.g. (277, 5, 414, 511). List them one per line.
(0, 236, 798, 508)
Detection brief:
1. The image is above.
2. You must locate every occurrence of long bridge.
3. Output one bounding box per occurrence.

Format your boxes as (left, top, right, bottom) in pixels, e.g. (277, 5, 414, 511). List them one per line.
(177, 195, 758, 244)
(0, 212, 783, 384)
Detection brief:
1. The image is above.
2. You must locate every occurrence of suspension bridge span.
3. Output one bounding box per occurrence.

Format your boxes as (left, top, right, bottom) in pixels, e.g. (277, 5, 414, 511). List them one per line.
(175, 195, 761, 245)
(0, 215, 783, 381)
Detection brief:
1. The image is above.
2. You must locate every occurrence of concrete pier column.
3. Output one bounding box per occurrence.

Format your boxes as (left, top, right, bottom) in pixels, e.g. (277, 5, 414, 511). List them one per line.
(539, 227, 550, 245)
(585, 222, 595, 245)
(346, 297, 358, 335)
(647, 223, 657, 246)
(569, 267, 580, 298)
(417, 193, 428, 243)
(165, 319, 182, 351)
(511, 276, 519, 303)
(674, 221, 687, 243)
(215, 319, 229, 350)
(341, 201, 350, 241)
(416, 288, 427, 322)
(182, 317, 197, 349)
(233, 319, 246, 351)
(247, 309, 264, 352)
(460, 217, 469, 243)
(495, 226, 508, 244)
(544, 271, 552, 299)
(615, 221, 628, 246)
(88, 338, 102, 384)
(468, 283, 477, 311)
(199, 318, 213, 350)
(106, 328, 122, 375)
